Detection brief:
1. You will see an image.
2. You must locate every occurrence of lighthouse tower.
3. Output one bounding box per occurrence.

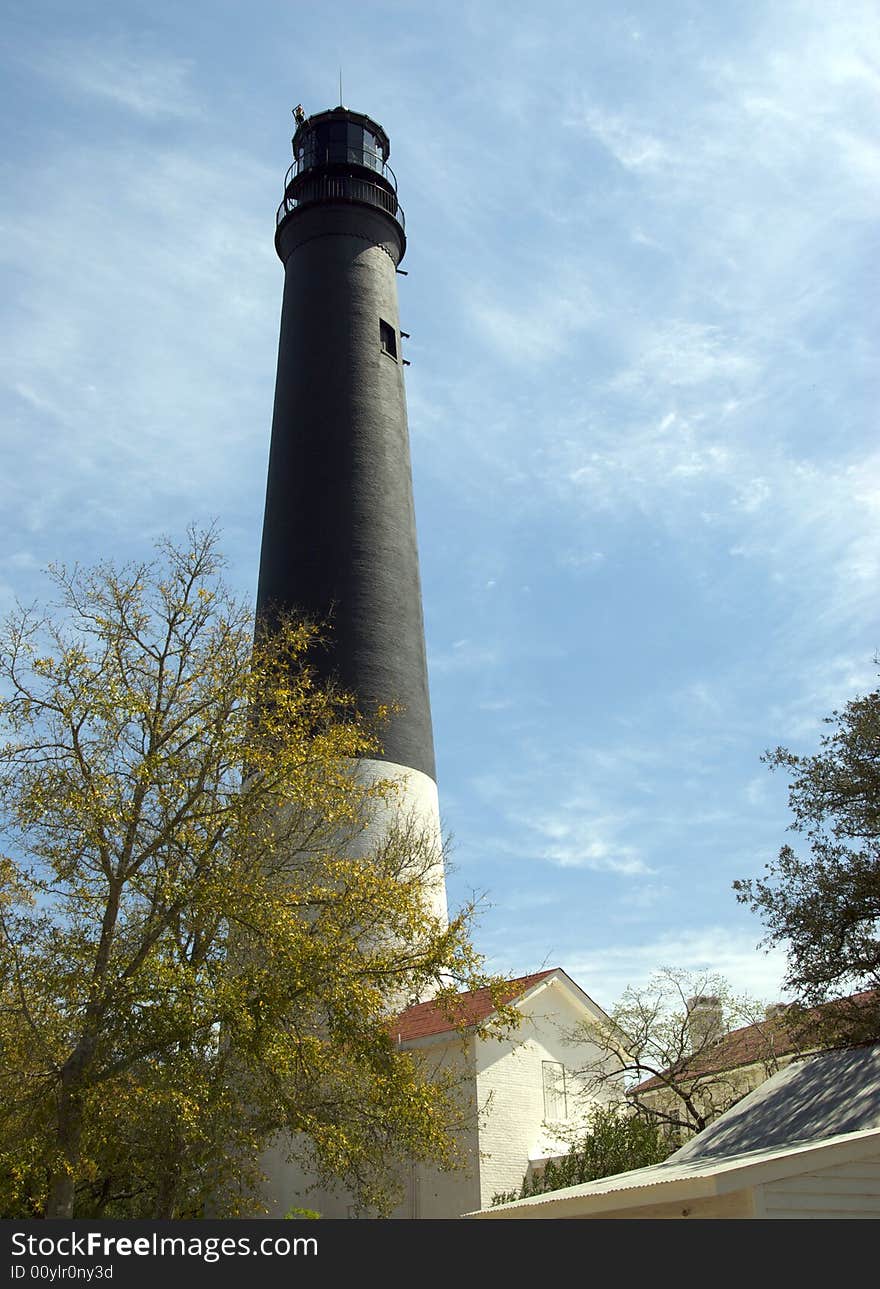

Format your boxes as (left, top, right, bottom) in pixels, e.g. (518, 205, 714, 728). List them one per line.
(256, 105, 447, 926)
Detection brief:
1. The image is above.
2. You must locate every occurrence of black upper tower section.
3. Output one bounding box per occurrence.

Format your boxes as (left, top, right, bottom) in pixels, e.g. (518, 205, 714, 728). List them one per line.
(276, 107, 406, 260)
(257, 107, 436, 781)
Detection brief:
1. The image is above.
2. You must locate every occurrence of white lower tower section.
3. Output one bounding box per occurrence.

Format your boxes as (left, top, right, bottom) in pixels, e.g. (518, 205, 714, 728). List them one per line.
(350, 757, 447, 930)
(256, 756, 447, 1217)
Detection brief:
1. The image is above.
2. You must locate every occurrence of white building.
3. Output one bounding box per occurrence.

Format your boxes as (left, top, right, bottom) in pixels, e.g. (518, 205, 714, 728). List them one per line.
(265, 967, 622, 1218)
(472, 1042, 880, 1220)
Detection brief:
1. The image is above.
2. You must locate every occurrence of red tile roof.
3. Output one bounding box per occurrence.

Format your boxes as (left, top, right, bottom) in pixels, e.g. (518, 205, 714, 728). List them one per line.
(631, 990, 879, 1093)
(393, 969, 557, 1042)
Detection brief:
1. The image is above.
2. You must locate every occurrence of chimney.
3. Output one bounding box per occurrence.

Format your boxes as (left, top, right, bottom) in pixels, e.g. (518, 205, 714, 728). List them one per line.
(765, 1002, 789, 1021)
(686, 995, 723, 1053)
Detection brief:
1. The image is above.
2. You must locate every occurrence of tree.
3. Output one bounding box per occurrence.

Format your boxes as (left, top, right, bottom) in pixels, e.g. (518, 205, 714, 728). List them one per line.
(567, 969, 775, 1140)
(491, 1104, 671, 1205)
(734, 676, 880, 1043)
(0, 529, 508, 1219)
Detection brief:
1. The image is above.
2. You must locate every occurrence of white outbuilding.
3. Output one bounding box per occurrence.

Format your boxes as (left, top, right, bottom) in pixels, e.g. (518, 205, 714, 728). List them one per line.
(471, 1043, 880, 1219)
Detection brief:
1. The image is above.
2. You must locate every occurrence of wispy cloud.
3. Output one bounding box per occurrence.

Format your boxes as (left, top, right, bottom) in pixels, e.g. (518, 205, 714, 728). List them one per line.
(562, 105, 670, 173)
(429, 638, 499, 674)
(557, 549, 605, 572)
(766, 652, 879, 744)
(469, 746, 664, 878)
(465, 264, 597, 367)
(560, 926, 792, 1007)
(608, 322, 757, 393)
(0, 133, 277, 568)
(520, 806, 652, 876)
(30, 37, 202, 120)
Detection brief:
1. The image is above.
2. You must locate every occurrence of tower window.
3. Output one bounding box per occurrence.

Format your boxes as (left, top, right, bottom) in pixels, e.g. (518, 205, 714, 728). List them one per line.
(379, 318, 397, 359)
(542, 1061, 568, 1121)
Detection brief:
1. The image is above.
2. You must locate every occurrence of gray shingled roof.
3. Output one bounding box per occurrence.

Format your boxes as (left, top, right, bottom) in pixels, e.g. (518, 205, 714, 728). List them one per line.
(668, 1042, 880, 1164)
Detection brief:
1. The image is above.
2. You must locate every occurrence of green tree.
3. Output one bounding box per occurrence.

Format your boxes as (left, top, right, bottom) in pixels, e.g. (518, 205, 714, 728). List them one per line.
(0, 529, 508, 1219)
(734, 675, 880, 1043)
(492, 1104, 672, 1205)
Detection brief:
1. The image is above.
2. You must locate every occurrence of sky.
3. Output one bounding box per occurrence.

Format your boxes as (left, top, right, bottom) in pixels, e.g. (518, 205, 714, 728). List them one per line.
(2, 0, 878, 1010)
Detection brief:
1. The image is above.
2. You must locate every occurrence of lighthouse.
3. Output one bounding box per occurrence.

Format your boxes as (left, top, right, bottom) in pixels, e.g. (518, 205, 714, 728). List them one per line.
(256, 105, 447, 926)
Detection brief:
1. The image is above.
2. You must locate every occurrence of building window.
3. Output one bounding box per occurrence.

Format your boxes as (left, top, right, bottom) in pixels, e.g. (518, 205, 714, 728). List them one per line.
(379, 318, 397, 359)
(542, 1061, 568, 1121)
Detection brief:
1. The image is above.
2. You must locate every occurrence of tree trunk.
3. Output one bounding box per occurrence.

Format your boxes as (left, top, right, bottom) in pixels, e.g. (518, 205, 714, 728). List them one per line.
(45, 879, 120, 1217)
(152, 1144, 182, 1220)
(45, 1082, 84, 1218)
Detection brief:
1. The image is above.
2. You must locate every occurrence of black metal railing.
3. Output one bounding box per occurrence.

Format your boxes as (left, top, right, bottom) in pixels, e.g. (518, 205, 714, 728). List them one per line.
(284, 149, 398, 191)
(276, 173, 405, 229)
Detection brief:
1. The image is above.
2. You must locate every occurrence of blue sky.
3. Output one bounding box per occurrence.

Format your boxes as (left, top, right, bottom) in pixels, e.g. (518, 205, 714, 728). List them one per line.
(2, 0, 878, 1008)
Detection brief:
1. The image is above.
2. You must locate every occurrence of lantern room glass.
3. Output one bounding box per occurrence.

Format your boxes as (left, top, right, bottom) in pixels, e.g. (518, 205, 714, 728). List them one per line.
(295, 120, 386, 175)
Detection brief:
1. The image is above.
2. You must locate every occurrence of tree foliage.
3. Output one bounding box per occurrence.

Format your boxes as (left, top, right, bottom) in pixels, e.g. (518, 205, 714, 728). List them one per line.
(0, 530, 505, 1219)
(491, 1104, 672, 1205)
(734, 676, 880, 1041)
(569, 969, 774, 1139)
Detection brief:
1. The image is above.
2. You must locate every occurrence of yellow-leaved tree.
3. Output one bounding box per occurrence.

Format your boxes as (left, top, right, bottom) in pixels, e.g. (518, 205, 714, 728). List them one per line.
(0, 529, 507, 1219)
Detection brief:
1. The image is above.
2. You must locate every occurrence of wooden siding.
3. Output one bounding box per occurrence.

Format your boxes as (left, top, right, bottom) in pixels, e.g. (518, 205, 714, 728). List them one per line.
(761, 1157, 880, 1218)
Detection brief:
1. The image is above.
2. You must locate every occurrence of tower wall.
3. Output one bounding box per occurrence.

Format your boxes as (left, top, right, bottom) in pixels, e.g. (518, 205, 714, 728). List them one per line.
(257, 202, 436, 782)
